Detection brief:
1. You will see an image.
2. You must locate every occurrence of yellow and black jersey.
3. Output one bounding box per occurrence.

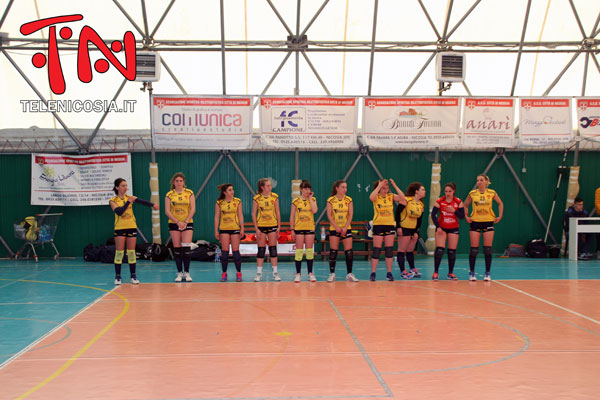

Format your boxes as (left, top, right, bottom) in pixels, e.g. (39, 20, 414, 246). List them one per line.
(372, 193, 395, 226)
(468, 188, 497, 222)
(327, 195, 352, 230)
(166, 188, 194, 223)
(292, 196, 316, 231)
(254, 193, 279, 227)
(396, 196, 425, 229)
(217, 197, 242, 230)
(110, 195, 137, 230)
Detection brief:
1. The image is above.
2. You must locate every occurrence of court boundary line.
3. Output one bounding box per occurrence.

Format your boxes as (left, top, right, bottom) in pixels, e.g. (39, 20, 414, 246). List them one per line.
(494, 280, 600, 326)
(0, 280, 110, 371)
(328, 299, 393, 397)
(0, 279, 130, 400)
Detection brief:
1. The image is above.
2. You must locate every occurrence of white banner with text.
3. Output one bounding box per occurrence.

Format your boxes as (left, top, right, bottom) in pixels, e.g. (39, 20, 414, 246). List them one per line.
(462, 98, 515, 148)
(362, 97, 460, 148)
(259, 97, 358, 148)
(575, 97, 600, 139)
(151, 95, 253, 149)
(519, 97, 572, 146)
(31, 153, 132, 206)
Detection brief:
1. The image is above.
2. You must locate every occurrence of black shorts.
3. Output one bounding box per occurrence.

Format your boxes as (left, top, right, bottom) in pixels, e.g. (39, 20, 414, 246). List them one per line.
(114, 228, 137, 237)
(373, 225, 395, 236)
(470, 221, 494, 232)
(398, 227, 418, 237)
(258, 226, 278, 234)
(329, 230, 352, 239)
(294, 230, 315, 235)
(439, 226, 460, 235)
(168, 222, 194, 231)
(219, 229, 241, 235)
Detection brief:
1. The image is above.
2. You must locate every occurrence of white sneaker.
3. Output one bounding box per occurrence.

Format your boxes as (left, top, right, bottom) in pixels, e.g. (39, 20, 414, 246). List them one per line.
(130, 276, 140, 284)
(254, 273, 262, 282)
(272, 272, 281, 281)
(114, 277, 121, 285)
(175, 272, 183, 282)
(293, 273, 301, 283)
(346, 273, 359, 282)
(469, 272, 477, 281)
(309, 273, 317, 282)
(483, 273, 491, 282)
(327, 273, 336, 282)
(184, 272, 192, 282)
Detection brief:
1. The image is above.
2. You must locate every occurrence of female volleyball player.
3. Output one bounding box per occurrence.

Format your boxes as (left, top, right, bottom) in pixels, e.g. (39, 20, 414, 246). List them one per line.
(252, 178, 281, 282)
(395, 182, 426, 280)
(165, 172, 196, 282)
(326, 180, 358, 282)
(369, 178, 404, 281)
(464, 174, 504, 281)
(290, 180, 318, 282)
(430, 182, 465, 281)
(214, 183, 245, 282)
(109, 178, 159, 285)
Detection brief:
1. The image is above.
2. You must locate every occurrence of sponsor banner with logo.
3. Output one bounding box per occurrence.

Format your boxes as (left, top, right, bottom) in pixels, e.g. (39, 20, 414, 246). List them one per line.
(362, 97, 460, 148)
(519, 97, 572, 146)
(575, 98, 600, 139)
(151, 95, 253, 149)
(259, 97, 358, 148)
(31, 153, 132, 206)
(462, 98, 515, 148)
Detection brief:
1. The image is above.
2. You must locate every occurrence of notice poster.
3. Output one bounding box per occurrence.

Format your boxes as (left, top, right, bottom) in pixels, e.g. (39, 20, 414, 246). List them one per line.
(575, 98, 600, 139)
(31, 153, 132, 206)
(259, 97, 357, 148)
(362, 97, 460, 148)
(519, 98, 572, 146)
(151, 95, 252, 150)
(462, 98, 515, 148)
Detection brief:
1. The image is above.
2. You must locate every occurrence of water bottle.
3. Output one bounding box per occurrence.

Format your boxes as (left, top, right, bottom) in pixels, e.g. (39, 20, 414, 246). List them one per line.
(215, 247, 221, 262)
(320, 226, 326, 241)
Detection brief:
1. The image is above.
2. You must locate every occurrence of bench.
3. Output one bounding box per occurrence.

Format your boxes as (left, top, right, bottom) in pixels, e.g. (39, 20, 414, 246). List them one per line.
(568, 217, 600, 261)
(319, 220, 373, 260)
(237, 222, 296, 258)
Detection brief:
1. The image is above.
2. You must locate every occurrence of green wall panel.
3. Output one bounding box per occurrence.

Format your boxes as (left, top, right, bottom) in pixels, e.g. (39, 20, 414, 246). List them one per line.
(1, 151, 598, 258)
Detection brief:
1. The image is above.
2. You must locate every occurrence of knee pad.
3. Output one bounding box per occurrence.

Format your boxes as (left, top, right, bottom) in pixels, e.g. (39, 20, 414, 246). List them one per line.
(483, 246, 492, 257)
(447, 249, 456, 258)
(372, 247, 382, 259)
(384, 246, 394, 258)
(114, 250, 124, 264)
(126, 249, 136, 264)
(344, 249, 354, 261)
(470, 247, 479, 258)
(268, 245, 277, 258)
(257, 246, 266, 259)
(295, 248, 304, 261)
(232, 250, 241, 262)
(306, 248, 314, 260)
(221, 250, 230, 263)
(329, 249, 338, 262)
(173, 247, 182, 258)
(434, 247, 444, 258)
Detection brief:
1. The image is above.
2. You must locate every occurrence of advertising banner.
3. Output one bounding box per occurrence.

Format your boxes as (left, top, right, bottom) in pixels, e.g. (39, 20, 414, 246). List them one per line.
(31, 153, 132, 206)
(151, 96, 253, 149)
(259, 97, 357, 148)
(462, 98, 515, 148)
(519, 97, 572, 146)
(362, 97, 460, 148)
(575, 98, 600, 139)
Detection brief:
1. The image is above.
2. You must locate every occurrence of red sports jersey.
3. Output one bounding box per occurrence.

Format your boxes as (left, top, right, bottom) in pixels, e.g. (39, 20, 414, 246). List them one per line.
(436, 196, 462, 229)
